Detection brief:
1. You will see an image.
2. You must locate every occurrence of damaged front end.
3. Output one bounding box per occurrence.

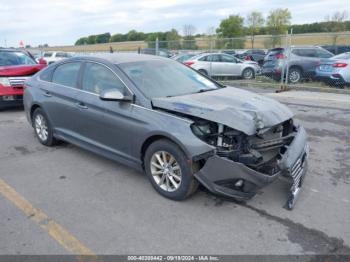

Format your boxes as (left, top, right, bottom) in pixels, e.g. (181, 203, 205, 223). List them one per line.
(191, 118, 309, 210)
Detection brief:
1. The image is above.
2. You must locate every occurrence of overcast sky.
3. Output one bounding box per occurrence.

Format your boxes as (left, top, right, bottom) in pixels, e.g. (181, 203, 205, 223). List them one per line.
(1, 0, 349, 47)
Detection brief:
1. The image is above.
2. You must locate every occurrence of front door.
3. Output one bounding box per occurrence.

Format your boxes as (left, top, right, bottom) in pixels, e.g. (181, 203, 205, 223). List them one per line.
(75, 62, 136, 162)
(219, 54, 242, 76)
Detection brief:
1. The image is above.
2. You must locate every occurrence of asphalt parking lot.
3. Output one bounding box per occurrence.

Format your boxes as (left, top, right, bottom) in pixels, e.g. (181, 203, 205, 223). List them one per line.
(0, 87, 350, 256)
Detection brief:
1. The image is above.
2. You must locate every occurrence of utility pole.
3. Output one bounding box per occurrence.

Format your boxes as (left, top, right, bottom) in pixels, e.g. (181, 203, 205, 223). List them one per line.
(155, 38, 159, 56)
(284, 28, 293, 89)
(280, 31, 288, 90)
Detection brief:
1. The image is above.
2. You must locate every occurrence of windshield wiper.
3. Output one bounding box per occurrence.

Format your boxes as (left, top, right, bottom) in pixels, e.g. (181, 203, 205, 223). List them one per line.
(195, 88, 217, 94)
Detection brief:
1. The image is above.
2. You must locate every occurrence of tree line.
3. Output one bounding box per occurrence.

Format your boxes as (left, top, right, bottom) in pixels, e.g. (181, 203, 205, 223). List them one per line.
(75, 9, 349, 49)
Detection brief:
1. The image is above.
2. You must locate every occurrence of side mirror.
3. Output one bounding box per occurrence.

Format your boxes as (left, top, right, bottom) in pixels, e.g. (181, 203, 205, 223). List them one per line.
(38, 58, 47, 65)
(100, 89, 133, 102)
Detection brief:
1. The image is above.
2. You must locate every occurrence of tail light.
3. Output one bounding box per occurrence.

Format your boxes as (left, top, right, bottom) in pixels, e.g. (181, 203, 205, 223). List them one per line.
(244, 56, 251, 60)
(275, 53, 286, 59)
(333, 63, 348, 68)
(184, 61, 195, 67)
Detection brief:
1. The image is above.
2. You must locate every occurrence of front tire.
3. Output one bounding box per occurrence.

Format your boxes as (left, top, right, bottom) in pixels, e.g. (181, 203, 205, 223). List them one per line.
(32, 108, 57, 146)
(144, 139, 198, 200)
(198, 69, 208, 76)
(242, 68, 255, 80)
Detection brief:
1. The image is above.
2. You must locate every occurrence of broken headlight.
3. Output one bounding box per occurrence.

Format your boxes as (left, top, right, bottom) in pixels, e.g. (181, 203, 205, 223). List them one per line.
(191, 120, 242, 149)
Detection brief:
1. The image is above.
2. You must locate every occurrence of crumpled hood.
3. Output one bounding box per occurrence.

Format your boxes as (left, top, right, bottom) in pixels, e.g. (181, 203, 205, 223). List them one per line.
(0, 64, 45, 77)
(152, 87, 294, 135)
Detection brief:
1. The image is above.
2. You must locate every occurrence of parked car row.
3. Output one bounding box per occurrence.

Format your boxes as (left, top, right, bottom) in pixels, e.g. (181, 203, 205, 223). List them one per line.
(261, 46, 350, 87)
(169, 45, 350, 87)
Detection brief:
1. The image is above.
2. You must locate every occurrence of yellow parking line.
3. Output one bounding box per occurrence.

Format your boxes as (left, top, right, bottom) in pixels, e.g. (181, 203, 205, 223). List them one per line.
(0, 178, 95, 256)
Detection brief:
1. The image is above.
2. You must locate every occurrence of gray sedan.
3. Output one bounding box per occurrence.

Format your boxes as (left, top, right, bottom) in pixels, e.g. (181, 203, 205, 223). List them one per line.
(24, 54, 308, 209)
(184, 53, 261, 79)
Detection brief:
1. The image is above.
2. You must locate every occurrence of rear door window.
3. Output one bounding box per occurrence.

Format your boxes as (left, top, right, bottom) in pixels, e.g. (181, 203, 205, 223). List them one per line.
(208, 55, 221, 62)
(220, 54, 236, 63)
(198, 55, 209, 61)
(52, 62, 81, 88)
(316, 49, 333, 58)
(292, 48, 317, 57)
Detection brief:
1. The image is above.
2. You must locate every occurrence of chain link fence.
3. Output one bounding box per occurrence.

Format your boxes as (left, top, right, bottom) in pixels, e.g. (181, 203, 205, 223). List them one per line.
(37, 32, 350, 90)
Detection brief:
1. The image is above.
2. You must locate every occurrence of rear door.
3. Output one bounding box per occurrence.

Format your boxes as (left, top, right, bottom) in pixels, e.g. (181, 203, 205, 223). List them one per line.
(39, 61, 82, 137)
(75, 61, 135, 160)
(291, 48, 320, 75)
(207, 54, 222, 76)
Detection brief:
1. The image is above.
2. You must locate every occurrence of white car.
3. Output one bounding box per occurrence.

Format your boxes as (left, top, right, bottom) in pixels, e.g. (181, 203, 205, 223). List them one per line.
(184, 53, 261, 79)
(42, 51, 73, 65)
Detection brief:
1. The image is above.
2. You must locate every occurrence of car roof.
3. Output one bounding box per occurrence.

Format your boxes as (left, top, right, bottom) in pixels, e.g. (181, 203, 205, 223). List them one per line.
(290, 45, 324, 49)
(196, 52, 225, 57)
(321, 45, 350, 47)
(70, 53, 171, 64)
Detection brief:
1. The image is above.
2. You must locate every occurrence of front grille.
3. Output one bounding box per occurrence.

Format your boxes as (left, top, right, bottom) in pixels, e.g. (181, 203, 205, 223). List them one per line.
(251, 134, 294, 151)
(290, 154, 306, 190)
(8, 76, 31, 88)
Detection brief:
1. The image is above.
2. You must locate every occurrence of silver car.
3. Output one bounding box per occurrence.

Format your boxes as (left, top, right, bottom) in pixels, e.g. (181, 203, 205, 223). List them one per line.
(184, 53, 261, 79)
(24, 54, 308, 209)
(316, 52, 350, 87)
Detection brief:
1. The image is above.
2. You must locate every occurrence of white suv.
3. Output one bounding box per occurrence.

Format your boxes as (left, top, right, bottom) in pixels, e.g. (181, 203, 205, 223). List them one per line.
(42, 51, 73, 65)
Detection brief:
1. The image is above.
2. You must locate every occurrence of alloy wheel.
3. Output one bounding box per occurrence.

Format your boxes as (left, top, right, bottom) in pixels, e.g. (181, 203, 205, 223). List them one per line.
(34, 114, 48, 142)
(150, 151, 182, 192)
(289, 70, 301, 83)
(243, 69, 254, 79)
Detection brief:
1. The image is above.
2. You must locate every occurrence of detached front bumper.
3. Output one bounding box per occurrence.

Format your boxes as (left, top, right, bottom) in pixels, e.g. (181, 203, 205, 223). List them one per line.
(194, 125, 309, 209)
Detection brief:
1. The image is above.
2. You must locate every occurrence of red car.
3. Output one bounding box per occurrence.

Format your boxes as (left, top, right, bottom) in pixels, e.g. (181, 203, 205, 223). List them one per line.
(0, 48, 46, 109)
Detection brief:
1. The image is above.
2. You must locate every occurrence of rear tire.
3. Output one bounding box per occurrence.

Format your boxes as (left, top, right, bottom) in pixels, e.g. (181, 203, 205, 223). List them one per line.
(288, 67, 302, 84)
(144, 139, 198, 200)
(32, 108, 57, 146)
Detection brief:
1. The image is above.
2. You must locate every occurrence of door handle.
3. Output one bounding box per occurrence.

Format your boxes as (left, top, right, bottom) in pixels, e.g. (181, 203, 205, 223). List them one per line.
(43, 91, 52, 97)
(76, 102, 88, 109)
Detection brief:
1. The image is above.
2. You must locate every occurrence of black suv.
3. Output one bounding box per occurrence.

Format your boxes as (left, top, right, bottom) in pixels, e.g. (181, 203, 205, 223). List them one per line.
(140, 48, 172, 58)
(262, 46, 333, 83)
(235, 49, 266, 65)
(320, 45, 350, 55)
